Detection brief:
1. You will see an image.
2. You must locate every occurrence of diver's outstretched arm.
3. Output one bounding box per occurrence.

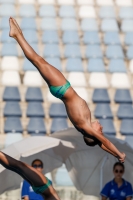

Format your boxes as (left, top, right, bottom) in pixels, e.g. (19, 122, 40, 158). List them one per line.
(83, 125, 125, 163)
(84, 136, 118, 158)
(98, 143, 117, 157)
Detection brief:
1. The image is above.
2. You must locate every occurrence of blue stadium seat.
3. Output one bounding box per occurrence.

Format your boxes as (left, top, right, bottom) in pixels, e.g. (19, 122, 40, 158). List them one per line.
(1, 43, 18, 56)
(120, 119, 133, 135)
(43, 44, 60, 57)
(62, 31, 79, 44)
(85, 45, 103, 58)
(119, 7, 133, 19)
(121, 20, 133, 32)
(83, 31, 100, 44)
(55, 165, 73, 186)
(106, 45, 124, 59)
(41, 18, 57, 30)
(21, 17, 37, 30)
(109, 59, 127, 73)
(61, 18, 78, 30)
(104, 32, 120, 45)
(101, 19, 119, 32)
(20, 4, 36, 17)
(87, 58, 105, 72)
(66, 58, 83, 72)
(117, 104, 133, 119)
(51, 118, 68, 133)
(114, 89, 132, 104)
(127, 46, 133, 59)
(4, 117, 23, 133)
(0, 17, 9, 29)
(23, 30, 38, 43)
(3, 87, 21, 101)
(0, 0, 15, 3)
(92, 89, 110, 103)
(42, 31, 59, 43)
(26, 102, 45, 117)
(27, 118, 46, 134)
(4, 102, 22, 117)
(99, 6, 116, 18)
(46, 58, 62, 71)
(49, 103, 67, 118)
(39, 5, 56, 17)
(94, 103, 113, 119)
(23, 58, 37, 71)
(59, 6, 75, 18)
(64, 44, 81, 58)
(81, 19, 98, 31)
(1, 29, 16, 43)
(25, 87, 43, 102)
(99, 119, 116, 135)
(0, 4, 16, 17)
(125, 32, 133, 45)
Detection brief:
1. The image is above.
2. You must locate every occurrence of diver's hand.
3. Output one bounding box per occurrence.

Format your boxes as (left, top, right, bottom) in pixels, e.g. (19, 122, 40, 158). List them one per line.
(118, 152, 126, 163)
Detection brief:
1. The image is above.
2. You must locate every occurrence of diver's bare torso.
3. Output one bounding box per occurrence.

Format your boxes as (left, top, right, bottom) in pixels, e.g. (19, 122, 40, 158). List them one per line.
(61, 87, 93, 138)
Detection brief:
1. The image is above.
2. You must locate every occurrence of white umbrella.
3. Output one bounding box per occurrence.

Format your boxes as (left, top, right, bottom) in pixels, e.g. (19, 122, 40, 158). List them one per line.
(0, 136, 74, 194)
(52, 128, 133, 197)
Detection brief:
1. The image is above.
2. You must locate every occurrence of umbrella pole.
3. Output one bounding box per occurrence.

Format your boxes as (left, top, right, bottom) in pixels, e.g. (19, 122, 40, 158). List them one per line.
(100, 155, 108, 196)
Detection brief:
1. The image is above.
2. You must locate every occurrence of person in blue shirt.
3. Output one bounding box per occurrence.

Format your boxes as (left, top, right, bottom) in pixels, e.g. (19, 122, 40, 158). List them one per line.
(22, 159, 46, 200)
(100, 162, 133, 200)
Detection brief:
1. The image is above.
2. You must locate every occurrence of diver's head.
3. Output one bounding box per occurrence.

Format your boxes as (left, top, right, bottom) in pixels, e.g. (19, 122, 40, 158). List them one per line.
(84, 137, 99, 146)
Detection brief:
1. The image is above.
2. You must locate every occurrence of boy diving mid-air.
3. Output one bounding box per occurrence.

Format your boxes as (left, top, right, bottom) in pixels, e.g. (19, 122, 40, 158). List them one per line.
(8, 17, 125, 163)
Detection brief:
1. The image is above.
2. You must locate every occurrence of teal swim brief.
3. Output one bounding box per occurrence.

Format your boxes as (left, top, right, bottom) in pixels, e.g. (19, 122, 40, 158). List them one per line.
(49, 81, 71, 99)
(32, 177, 52, 194)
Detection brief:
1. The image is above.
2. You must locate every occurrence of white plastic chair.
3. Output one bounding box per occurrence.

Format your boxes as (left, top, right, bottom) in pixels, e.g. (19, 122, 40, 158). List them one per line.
(116, 0, 133, 6)
(57, 0, 75, 5)
(111, 73, 130, 88)
(23, 71, 43, 86)
(77, 0, 94, 5)
(89, 72, 109, 88)
(38, 0, 55, 4)
(79, 6, 96, 18)
(1, 56, 19, 71)
(2, 71, 21, 86)
(96, 0, 114, 6)
(18, 0, 35, 3)
(68, 72, 87, 87)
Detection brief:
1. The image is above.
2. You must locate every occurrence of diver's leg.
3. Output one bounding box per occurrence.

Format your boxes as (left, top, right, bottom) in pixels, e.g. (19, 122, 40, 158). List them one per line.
(9, 17, 66, 86)
(0, 151, 47, 186)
